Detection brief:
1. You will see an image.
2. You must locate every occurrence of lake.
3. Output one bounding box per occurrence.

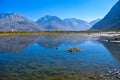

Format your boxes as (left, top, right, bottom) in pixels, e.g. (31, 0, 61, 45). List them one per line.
(0, 34, 120, 80)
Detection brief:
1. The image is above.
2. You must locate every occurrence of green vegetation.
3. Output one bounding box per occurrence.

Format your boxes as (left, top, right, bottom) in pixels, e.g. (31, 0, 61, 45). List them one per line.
(0, 30, 120, 36)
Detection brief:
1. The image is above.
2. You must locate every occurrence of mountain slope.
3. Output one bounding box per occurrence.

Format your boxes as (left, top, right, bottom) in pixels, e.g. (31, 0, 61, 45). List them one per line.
(36, 15, 69, 30)
(91, 0, 120, 30)
(89, 18, 101, 26)
(0, 13, 43, 31)
(36, 16, 100, 31)
(64, 18, 90, 30)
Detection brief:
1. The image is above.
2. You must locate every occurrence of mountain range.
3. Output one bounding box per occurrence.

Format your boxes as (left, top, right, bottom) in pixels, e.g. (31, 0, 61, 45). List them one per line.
(0, 13, 43, 31)
(64, 18, 90, 30)
(36, 15, 100, 31)
(91, 0, 120, 30)
(36, 15, 68, 31)
(0, 13, 100, 31)
(0, 0, 120, 31)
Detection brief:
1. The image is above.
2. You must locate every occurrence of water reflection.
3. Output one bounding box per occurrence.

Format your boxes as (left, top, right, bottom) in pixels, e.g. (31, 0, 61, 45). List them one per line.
(0, 34, 93, 53)
(101, 41, 120, 62)
(0, 36, 38, 53)
(36, 34, 88, 49)
(0, 34, 120, 80)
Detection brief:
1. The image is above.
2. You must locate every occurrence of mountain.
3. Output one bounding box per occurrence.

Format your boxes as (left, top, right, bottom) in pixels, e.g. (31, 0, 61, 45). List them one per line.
(64, 18, 101, 30)
(36, 15, 69, 31)
(36, 15, 100, 31)
(89, 18, 101, 26)
(64, 18, 90, 30)
(91, 0, 120, 30)
(0, 13, 43, 31)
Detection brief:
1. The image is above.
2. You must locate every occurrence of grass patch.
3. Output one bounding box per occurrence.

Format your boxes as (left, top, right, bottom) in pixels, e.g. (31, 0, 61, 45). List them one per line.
(0, 30, 120, 36)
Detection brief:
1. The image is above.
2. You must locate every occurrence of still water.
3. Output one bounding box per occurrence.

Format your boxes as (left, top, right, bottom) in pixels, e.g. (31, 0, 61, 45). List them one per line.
(0, 34, 120, 80)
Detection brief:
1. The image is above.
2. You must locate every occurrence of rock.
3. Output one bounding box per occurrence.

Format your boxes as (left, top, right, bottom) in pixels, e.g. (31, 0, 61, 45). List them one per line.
(108, 71, 112, 74)
(67, 48, 80, 52)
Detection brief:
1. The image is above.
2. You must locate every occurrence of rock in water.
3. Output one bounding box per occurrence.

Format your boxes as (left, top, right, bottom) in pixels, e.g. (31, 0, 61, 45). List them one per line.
(67, 48, 80, 52)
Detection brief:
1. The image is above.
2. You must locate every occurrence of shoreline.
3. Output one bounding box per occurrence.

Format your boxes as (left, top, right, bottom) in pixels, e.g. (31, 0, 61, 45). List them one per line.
(0, 30, 120, 36)
(0, 31, 120, 43)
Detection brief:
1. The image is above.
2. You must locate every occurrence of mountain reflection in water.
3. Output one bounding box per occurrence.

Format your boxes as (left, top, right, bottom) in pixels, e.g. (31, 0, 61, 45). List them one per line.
(0, 34, 120, 80)
(0, 36, 38, 53)
(101, 41, 120, 62)
(0, 34, 93, 53)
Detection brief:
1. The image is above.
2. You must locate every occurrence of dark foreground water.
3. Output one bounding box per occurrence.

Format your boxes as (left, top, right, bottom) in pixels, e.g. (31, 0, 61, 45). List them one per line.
(0, 34, 120, 80)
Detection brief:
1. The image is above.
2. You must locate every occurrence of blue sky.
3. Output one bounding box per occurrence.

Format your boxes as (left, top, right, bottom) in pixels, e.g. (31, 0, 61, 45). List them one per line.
(0, 0, 118, 21)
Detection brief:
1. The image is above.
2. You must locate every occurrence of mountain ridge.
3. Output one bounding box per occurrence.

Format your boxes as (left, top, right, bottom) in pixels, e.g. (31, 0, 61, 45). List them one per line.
(91, 0, 120, 30)
(64, 18, 91, 30)
(0, 13, 100, 31)
(36, 15, 100, 31)
(0, 13, 44, 32)
(36, 15, 69, 31)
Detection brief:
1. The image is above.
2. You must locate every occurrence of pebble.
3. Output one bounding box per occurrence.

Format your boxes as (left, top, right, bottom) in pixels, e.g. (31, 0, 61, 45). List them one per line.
(105, 69, 120, 77)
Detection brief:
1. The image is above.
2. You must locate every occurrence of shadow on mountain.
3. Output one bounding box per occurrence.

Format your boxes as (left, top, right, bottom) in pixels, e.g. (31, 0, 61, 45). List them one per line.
(101, 41, 120, 62)
(0, 36, 38, 54)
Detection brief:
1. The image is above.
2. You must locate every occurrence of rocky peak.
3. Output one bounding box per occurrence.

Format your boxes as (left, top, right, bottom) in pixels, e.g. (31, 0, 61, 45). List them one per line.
(91, 0, 120, 30)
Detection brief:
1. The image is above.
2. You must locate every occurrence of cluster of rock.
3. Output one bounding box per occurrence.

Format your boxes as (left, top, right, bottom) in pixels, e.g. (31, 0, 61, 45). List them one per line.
(101, 69, 120, 80)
